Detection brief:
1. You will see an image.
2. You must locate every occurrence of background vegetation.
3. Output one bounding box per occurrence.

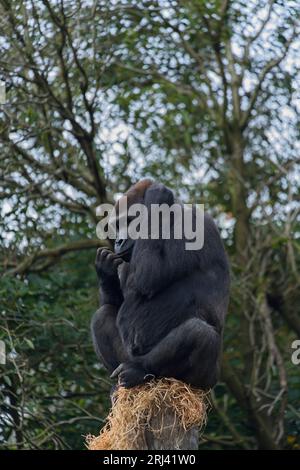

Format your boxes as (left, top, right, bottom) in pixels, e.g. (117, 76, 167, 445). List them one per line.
(0, 0, 299, 449)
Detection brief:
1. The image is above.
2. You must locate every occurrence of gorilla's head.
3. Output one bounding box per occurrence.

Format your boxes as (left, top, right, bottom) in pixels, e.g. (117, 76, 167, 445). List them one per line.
(113, 178, 174, 262)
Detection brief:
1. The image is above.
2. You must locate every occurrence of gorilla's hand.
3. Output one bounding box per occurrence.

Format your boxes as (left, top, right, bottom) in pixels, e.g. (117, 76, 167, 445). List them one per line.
(95, 248, 123, 281)
(110, 362, 154, 388)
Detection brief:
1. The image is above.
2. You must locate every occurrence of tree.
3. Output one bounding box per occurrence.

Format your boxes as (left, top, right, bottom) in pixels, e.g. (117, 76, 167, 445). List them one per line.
(1, 0, 299, 449)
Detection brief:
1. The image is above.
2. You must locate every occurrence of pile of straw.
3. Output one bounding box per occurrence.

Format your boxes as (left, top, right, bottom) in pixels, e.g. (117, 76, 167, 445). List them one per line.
(86, 378, 209, 450)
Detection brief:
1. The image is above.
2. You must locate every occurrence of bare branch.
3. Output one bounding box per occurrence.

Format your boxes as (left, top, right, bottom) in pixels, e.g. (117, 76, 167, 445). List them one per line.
(3, 239, 109, 276)
(241, 30, 296, 129)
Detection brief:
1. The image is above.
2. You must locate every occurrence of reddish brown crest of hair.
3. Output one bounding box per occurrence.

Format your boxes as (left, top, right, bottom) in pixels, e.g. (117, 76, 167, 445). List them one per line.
(116, 179, 153, 210)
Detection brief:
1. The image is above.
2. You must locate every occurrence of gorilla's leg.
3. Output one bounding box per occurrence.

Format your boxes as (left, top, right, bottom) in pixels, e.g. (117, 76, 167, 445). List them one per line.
(144, 318, 220, 389)
(112, 318, 220, 389)
(91, 305, 129, 374)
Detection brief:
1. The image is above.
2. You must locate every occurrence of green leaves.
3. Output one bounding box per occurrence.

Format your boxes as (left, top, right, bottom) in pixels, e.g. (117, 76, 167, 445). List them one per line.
(24, 338, 34, 350)
(0, 250, 109, 449)
(0, 0, 299, 450)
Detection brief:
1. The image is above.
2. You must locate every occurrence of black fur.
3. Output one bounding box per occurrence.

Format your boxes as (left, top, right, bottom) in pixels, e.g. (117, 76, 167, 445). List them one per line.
(91, 182, 230, 389)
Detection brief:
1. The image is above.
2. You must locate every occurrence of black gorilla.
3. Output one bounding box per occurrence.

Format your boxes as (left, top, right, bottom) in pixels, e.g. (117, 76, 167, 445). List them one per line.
(91, 179, 230, 389)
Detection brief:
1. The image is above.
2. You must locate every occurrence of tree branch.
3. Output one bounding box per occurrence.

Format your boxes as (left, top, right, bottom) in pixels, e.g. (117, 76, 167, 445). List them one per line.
(241, 30, 296, 129)
(3, 239, 109, 276)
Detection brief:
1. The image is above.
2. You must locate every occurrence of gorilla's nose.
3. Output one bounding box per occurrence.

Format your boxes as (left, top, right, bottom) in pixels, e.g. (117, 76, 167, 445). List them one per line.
(115, 238, 126, 251)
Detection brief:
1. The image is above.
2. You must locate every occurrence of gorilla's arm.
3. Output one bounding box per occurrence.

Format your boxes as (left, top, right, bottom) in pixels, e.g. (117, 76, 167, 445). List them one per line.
(91, 305, 128, 373)
(91, 249, 128, 373)
(96, 248, 124, 307)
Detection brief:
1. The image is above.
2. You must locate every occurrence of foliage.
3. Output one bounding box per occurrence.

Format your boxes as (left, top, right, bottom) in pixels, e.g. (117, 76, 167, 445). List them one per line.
(0, 0, 300, 449)
(0, 251, 110, 449)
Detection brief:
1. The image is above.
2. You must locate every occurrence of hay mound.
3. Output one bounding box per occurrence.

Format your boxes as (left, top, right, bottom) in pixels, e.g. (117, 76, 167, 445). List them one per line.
(86, 378, 209, 450)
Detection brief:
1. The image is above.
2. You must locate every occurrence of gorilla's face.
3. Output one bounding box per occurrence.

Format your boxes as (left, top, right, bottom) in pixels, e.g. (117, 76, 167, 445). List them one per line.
(114, 237, 135, 262)
(112, 180, 154, 262)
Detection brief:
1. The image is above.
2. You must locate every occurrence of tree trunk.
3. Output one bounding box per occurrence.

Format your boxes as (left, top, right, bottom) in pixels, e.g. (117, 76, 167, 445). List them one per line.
(229, 130, 249, 263)
(142, 410, 199, 450)
(87, 379, 205, 450)
(225, 130, 280, 450)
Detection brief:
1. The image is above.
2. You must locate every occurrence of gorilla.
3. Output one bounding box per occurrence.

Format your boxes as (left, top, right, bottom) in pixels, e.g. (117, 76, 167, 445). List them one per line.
(91, 179, 230, 389)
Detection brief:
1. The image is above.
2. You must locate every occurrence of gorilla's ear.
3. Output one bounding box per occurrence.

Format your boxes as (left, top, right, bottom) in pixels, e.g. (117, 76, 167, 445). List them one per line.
(144, 183, 174, 207)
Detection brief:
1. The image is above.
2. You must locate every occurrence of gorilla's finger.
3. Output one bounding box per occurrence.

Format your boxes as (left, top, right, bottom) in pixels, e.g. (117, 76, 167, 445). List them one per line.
(95, 248, 103, 262)
(101, 249, 112, 259)
(106, 253, 115, 262)
(110, 363, 124, 378)
(113, 258, 123, 267)
(144, 373, 155, 381)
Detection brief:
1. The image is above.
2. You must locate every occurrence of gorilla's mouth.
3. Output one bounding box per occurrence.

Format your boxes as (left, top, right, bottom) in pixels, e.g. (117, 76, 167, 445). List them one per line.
(114, 246, 133, 261)
(114, 248, 130, 257)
